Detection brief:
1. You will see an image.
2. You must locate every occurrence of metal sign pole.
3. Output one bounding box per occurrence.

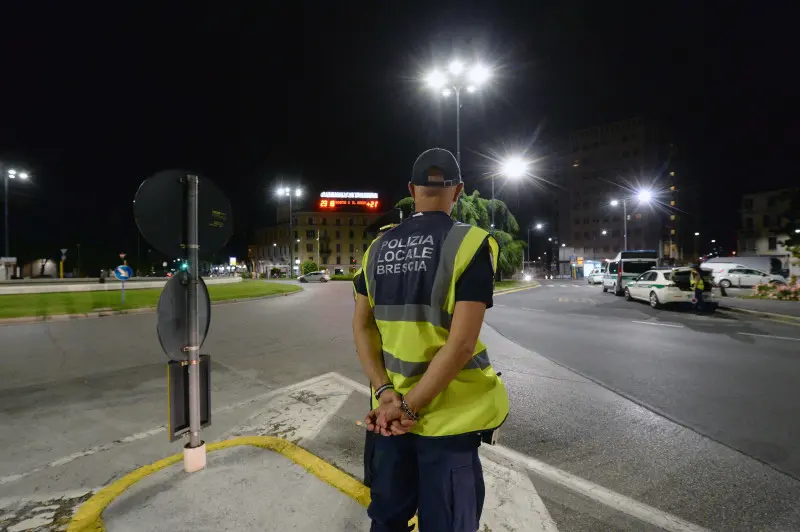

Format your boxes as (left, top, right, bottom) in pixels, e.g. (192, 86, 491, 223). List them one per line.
(183, 173, 206, 471)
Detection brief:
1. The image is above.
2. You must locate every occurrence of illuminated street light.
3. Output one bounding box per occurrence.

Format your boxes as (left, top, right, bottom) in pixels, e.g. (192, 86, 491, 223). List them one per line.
(423, 59, 493, 222)
(535, 223, 543, 230)
(275, 185, 304, 278)
(548, 237, 552, 242)
(695, 232, 700, 236)
(610, 190, 653, 249)
(795, 229, 800, 234)
(2, 164, 31, 260)
(602, 230, 608, 235)
(711, 239, 716, 243)
(492, 156, 530, 232)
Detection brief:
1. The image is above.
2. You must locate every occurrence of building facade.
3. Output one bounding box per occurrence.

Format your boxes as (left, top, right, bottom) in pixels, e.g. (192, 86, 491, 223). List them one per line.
(738, 188, 799, 276)
(249, 192, 385, 276)
(545, 116, 688, 274)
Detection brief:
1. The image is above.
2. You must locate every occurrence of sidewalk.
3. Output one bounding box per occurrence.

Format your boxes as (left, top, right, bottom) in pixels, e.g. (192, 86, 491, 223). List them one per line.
(717, 293, 800, 321)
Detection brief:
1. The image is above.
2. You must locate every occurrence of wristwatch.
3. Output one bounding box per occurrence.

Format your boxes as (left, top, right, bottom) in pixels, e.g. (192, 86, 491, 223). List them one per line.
(374, 383, 394, 401)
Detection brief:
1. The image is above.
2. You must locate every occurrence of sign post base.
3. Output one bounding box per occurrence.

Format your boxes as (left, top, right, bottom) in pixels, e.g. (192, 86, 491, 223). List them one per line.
(184, 441, 207, 473)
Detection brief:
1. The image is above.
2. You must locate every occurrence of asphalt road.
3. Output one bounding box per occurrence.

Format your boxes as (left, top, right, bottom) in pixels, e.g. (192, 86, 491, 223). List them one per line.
(2, 280, 800, 530)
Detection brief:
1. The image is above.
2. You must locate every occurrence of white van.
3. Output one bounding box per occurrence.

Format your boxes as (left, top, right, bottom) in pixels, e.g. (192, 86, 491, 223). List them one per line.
(703, 263, 786, 288)
(602, 250, 659, 296)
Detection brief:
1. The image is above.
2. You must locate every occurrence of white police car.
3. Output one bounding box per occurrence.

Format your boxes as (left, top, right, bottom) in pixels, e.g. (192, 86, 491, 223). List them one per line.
(624, 267, 716, 310)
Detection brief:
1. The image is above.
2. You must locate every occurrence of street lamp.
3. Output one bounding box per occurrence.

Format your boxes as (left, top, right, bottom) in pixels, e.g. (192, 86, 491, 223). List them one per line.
(2, 165, 31, 260)
(526, 222, 545, 267)
(276, 186, 303, 278)
(694, 232, 700, 236)
(494, 156, 529, 231)
(425, 60, 492, 221)
(602, 229, 608, 236)
(609, 189, 653, 250)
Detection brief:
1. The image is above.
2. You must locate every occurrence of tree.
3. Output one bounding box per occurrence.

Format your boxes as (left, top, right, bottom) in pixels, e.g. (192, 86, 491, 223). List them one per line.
(779, 189, 800, 259)
(301, 260, 319, 275)
(394, 190, 526, 277)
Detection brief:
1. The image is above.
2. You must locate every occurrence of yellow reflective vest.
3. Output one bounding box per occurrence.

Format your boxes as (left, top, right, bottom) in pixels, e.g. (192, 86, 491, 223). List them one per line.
(691, 271, 705, 291)
(362, 222, 509, 437)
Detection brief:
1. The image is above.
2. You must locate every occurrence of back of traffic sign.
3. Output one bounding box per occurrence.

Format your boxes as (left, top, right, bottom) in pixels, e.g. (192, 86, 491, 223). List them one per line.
(133, 170, 233, 258)
(156, 271, 211, 361)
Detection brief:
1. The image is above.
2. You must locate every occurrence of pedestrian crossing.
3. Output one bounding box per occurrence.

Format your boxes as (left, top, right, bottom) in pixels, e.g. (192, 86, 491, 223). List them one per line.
(541, 282, 604, 289)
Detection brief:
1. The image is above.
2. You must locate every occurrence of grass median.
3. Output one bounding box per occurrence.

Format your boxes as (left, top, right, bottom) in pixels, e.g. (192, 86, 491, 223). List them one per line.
(494, 280, 536, 292)
(0, 280, 302, 319)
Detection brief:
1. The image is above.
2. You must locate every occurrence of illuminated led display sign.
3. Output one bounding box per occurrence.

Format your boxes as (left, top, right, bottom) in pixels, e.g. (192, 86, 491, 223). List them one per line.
(318, 191, 380, 210)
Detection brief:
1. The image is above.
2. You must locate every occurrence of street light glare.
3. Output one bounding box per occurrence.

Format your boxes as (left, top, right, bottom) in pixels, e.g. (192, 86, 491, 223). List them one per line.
(425, 70, 446, 89)
(637, 189, 653, 203)
(501, 156, 528, 179)
(535, 223, 543, 230)
(8, 169, 16, 176)
(295, 188, 302, 197)
(610, 199, 620, 207)
(441, 88, 452, 97)
(448, 60, 464, 75)
(561, 243, 566, 247)
(466, 85, 477, 93)
(548, 237, 552, 242)
(469, 64, 490, 85)
(18, 172, 28, 179)
(275, 187, 286, 196)
(695, 232, 700, 236)
(602, 230, 608, 235)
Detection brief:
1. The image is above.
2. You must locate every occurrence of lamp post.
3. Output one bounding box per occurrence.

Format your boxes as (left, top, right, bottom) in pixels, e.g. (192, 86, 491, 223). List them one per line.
(527, 222, 544, 269)
(425, 60, 491, 221)
(610, 189, 652, 250)
(2, 165, 30, 260)
(276, 186, 302, 278)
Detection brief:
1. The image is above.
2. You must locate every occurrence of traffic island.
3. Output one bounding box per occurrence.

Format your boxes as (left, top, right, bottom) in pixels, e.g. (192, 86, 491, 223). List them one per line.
(68, 437, 374, 532)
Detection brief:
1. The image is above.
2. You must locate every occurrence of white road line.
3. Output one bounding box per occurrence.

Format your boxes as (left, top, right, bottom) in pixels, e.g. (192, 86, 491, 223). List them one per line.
(738, 332, 800, 342)
(521, 307, 546, 312)
(0, 372, 345, 487)
(559, 284, 567, 287)
(486, 445, 708, 532)
(481, 458, 558, 532)
(632, 320, 684, 328)
(495, 304, 507, 307)
(568, 313, 600, 319)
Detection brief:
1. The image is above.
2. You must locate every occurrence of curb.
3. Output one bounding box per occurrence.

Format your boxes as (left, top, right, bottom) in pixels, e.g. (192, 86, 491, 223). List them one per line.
(718, 304, 800, 325)
(0, 289, 303, 327)
(493, 282, 540, 296)
(66, 436, 404, 532)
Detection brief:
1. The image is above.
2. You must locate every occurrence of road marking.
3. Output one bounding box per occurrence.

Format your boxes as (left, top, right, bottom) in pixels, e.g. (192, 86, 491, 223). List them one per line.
(521, 307, 546, 312)
(0, 372, 346, 487)
(632, 320, 684, 328)
(560, 284, 567, 287)
(738, 332, 800, 342)
(568, 313, 600, 319)
(495, 304, 507, 307)
(486, 445, 709, 532)
(482, 458, 558, 532)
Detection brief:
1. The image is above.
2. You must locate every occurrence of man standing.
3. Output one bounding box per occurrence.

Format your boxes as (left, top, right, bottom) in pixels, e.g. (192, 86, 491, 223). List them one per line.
(691, 265, 705, 314)
(352, 148, 509, 531)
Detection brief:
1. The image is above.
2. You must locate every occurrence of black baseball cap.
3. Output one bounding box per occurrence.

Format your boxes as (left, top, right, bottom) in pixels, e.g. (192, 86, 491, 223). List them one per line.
(410, 148, 462, 187)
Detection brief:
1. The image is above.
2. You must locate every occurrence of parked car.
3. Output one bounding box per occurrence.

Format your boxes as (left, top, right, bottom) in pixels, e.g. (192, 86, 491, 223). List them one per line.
(587, 268, 604, 285)
(705, 265, 785, 288)
(298, 271, 330, 283)
(602, 250, 659, 295)
(624, 267, 716, 310)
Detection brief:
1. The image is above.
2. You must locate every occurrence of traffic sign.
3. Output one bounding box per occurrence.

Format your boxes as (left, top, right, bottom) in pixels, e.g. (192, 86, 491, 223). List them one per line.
(133, 170, 233, 258)
(156, 271, 211, 362)
(114, 265, 134, 281)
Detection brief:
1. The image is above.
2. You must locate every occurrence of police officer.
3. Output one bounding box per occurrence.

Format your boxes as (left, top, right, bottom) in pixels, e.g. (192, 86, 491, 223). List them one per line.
(691, 265, 705, 314)
(352, 148, 509, 531)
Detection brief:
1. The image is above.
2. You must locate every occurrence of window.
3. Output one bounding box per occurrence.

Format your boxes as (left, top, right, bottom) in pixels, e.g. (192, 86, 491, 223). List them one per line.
(349, 243, 354, 253)
(320, 229, 328, 238)
(336, 218, 342, 226)
(336, 243, 341, 252)
(362, 218, 368, 226)
(293, 231, 298, 239)
(307, 217, 315, 225)
(363, 243, 369, 252)
(349, 230, 355, 239)
(574, 232, 580, 240)
(348, 218, 355, 226)
(305, 230, 315, 239)
(292, 217, 298, 226)
(350, 256, 355, 265)
(767, 196, 777, 207)
(321, 218, 327, 225)
(574, 218, 580, 225)
(583, 231, 590, 239)
(768, 236, 777, 250)
(745, 217, 754, 229)
(335, 230, 341, 239)
(583, 218, 589, 224)
(362, 231, 368, 239)
(663, 273, 672, 281)
(582, 202, 589, 210)
(612, 229, 620, 237)
(743, 198, 754, 209)
(294, 243, 298, 252)
(336, 256, 341, 264)
(670, 215, 676, 221)
(763, 214, 771, 226)
(306, 244, 313, 252)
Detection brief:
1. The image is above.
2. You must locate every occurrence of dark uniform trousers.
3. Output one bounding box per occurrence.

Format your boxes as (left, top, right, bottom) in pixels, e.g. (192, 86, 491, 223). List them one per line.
(367, 432, 484, 532)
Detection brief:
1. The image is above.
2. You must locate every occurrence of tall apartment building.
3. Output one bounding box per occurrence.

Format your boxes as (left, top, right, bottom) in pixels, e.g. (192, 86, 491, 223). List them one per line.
(738, 188, 799, 276)
(545, 117, 688, 272)
(248, 192, 385, 276)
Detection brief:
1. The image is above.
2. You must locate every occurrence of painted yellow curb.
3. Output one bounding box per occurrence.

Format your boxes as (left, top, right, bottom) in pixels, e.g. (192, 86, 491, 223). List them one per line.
(67, 436, 417, 531)
(494, 283, 540, 296)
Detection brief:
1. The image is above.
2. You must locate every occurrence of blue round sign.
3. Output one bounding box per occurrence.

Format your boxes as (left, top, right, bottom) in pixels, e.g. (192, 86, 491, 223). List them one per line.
(114, 265, 134, 281)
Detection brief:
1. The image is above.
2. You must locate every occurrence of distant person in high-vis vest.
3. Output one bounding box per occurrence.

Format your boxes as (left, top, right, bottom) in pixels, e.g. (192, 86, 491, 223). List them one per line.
(352, 148, 508, 532)
(690, 265, 705, 314)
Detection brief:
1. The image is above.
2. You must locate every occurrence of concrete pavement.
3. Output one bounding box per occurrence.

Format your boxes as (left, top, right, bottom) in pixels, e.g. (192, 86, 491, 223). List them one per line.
(2, 281, 799, 529)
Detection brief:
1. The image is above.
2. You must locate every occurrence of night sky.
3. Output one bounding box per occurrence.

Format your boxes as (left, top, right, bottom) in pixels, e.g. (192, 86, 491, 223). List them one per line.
(0, 1, 795, 272)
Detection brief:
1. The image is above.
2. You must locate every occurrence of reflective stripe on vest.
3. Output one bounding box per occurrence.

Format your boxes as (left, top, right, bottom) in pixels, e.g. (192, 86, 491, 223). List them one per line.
(362, 221, 509, 437)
